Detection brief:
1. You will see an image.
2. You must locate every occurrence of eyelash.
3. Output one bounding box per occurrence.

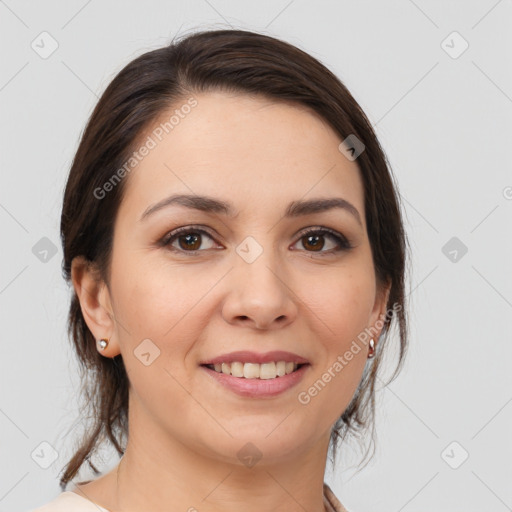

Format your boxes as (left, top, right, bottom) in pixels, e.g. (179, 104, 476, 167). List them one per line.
(159, 225, 353, 257)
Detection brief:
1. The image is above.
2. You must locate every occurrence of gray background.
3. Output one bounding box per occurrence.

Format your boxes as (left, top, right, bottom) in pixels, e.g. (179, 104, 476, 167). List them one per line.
(1, 1, 511, 511)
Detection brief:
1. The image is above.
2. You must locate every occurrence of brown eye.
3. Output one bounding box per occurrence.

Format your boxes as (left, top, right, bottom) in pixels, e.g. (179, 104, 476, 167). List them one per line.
(294, 228, 352, 255)
(302, 233, 327, 251)
(160, 225, 351, 257)
(176, 232, 202, 251)
(162, 227, 218, 253)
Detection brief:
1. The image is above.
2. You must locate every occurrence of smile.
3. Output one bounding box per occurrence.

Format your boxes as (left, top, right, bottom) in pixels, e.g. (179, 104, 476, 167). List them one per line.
(200, 363, 310, 398)
(203, 361, 305, 379)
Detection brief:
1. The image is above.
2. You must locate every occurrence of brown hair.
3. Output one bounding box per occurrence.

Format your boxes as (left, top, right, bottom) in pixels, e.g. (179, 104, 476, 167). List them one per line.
(59, 28, 409, 489)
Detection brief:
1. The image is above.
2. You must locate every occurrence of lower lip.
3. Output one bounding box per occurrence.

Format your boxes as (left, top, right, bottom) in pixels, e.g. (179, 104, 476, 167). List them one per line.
(200, 364, 310, 398)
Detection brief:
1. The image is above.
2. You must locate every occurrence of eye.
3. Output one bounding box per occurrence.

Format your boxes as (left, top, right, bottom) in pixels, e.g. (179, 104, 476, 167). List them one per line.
(161, 226, 218, 254)
(292, 227, 352, 256)
(160, 225, 352, 256)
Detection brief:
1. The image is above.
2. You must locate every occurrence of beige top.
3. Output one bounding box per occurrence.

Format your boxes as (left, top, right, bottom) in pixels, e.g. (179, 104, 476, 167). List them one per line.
(29, 483, 350, 511)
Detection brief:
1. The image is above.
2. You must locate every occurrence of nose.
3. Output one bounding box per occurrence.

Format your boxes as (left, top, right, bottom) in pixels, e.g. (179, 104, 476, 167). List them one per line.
(221, 249, 298, 330)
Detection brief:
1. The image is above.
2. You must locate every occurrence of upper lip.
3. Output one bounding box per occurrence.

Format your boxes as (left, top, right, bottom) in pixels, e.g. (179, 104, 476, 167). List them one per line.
(200, 350, 309, 365)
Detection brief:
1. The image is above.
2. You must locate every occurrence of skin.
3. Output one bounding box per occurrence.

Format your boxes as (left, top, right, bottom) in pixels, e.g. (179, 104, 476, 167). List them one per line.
(71, 91, 390, 512)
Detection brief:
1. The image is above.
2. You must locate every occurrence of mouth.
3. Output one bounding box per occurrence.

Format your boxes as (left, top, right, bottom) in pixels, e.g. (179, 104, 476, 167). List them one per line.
(201, 361, 308, 380)
(199, 350, 310, 397)
(200, 351, 311, 398)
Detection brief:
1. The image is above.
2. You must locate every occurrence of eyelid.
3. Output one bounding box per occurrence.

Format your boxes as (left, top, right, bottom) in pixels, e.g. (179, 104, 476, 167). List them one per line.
(159, 224, 353, 255)
(293, 226, 353, 253)
(295, 225, 349, 242)
(159, 225, 218, 248)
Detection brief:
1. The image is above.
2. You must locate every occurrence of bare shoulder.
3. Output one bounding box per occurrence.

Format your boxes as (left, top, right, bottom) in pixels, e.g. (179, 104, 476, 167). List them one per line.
(28, 491, 110, 512)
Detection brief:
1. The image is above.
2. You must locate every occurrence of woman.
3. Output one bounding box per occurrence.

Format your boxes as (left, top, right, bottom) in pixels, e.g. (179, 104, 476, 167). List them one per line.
(31, 28, 408, 512)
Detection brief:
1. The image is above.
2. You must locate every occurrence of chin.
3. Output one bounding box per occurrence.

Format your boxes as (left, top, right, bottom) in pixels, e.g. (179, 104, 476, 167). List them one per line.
(200, 422, 316, 466)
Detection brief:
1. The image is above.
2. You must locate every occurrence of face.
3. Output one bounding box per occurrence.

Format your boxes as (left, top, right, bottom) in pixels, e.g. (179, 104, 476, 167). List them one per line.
(77, 91, 389, 467)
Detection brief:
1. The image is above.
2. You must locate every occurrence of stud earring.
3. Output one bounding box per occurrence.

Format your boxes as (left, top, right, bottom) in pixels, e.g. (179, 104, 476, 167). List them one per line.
(367, 338, 375, 359)
(98, 338, 109, 350)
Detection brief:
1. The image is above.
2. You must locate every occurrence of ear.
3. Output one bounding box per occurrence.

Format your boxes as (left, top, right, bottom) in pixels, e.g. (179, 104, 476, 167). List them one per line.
(71, 256, 120, 357)
(368, 279, 392, 343)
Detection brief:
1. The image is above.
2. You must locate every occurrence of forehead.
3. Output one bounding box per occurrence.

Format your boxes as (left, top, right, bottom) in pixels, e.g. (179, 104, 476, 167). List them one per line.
(119, 91, 364, 222)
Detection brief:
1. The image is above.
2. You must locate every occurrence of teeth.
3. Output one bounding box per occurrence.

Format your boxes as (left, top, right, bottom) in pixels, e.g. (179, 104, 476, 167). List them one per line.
(231, 361, 244, 377)
(209, 361, 300, 379)
(260, 362, 276, 380)
(243, 363, 260, 379)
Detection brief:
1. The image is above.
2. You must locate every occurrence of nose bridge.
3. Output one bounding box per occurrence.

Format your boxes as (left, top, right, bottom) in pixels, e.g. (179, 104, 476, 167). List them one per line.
(234, 232, 284, 294)
(223, 232, 296, 329)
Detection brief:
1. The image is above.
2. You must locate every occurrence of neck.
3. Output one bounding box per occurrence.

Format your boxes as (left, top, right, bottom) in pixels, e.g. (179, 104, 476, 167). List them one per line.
(111, 405, 332, 512)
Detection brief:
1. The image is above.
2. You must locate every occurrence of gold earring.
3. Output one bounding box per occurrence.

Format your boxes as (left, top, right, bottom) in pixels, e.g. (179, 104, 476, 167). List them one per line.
(98, 338, 109, 350)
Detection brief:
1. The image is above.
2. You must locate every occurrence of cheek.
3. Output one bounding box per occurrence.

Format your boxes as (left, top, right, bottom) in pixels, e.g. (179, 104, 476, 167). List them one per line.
(297, 277, 372, 424)
(312, 291, 372, 394)
(111, 256, 217, 339)
(108, 259, 214, 414)
(302, 264, 376, 347)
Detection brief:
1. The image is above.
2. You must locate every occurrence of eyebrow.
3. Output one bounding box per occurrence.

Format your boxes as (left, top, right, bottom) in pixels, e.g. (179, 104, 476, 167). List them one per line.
(139, 193, 362, 226)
